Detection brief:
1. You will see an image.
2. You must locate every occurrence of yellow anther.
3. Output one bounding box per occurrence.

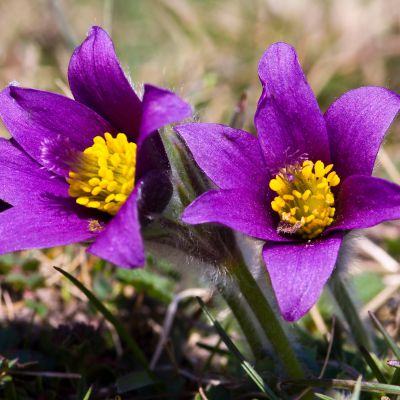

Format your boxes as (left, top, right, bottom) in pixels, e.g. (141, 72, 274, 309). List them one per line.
(269, 159, 340, 239)
(327, 171, 340, 186)
(269, 179, 283, 192)
(88, 201, 101, 208)
(283, 194, 295, 201)
(77, 197, 89, 206)
(105, 194, 115, 203)
(314, 160, 325, 178)
(292, 190, 302, 199)
(89, 177, 101, 187)
(271, 202, 280, 212)
(301, 165, 312, 179)
(68, 132, 137, 216)
(302, 190, 311, 201)
(91, 186, 102, 196)
(324, 164, 333, 174)
(94, 136, 106, 145)
(115, 193, 127, 202)
(306, 215, 315, 223)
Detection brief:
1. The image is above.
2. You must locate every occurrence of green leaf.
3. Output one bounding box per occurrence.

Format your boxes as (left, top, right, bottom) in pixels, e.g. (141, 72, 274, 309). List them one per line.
(352, 272, 384, 304)
(196, 297, 277, 399)
(5, 272, 44, 291)
(369, 312, 400, 360)
(24, 299, 48, 318)
(116, 371, 154, 394)
(93, 274, 113, 300)
(116, 269, 173, 303)
(54, 267, 155, 382)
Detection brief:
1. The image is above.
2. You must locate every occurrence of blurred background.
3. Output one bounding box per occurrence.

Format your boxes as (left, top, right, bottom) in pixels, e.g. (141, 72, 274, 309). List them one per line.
(1, 0, 400, 124)
(0, 0, 400, 398)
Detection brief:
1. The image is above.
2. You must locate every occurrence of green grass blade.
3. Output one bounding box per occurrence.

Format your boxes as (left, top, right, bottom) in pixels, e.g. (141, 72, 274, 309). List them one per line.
(358, 345, 387, 383)
(390, 368, 400, 385)
(82, 386, 92, 400)
(284, 378, 400, 395)
(196, 297, 277, 399)
(315, 394, 336, 400)
(369, 312, 400, 360)
(350, 376, 362, 400)
(54, 267, 155, 381)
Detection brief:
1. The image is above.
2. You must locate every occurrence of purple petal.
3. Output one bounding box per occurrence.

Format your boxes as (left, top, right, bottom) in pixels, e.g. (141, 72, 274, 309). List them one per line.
(137, 170, 173, 219)
(325, 87, 400, 180)
(138, 84, 192, 145)
(0, 197, 97, 255)
(135, 134, 170, 180)
(182, 188, 289, 242)
(68, 26, 142, 137)
(0, 138, 68, 205)
(0, 86, 115, 176)
(326, 175, 400, 232)
(255, 42, 330, 171)
(88, 184, 144, 268)
(263, 234, 343, 321)
(175, 123, 268, 191)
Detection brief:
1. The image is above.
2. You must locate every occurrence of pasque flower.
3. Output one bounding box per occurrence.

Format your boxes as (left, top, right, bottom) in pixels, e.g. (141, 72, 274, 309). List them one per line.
(0, 26, 191, 268)
(176, 42, 400, 321)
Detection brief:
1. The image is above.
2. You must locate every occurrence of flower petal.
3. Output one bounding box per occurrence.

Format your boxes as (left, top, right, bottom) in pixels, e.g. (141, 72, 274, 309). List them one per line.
(263, 233, 343, 321)
(0, 138, 68, 205)
(326, 175, 400, 232)
(325, 87, 400, 180)
(139, 84, 192, 145)
(135, 134, 170, 180)
(0, 198, 96, 255)
(0, 86, 115, 175)
(255, 42, 330, 171)
(175, 123, 268, 191)
(137, 170, 173, 219)
(88, 184, 144, 268)
(182, 188, 289, 242)
(68, 26, 142, 137)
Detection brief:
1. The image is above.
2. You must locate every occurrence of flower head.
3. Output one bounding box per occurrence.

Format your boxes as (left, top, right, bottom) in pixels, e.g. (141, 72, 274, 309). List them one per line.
(0, 26, 191, 268)
(175, 42, 400, 321)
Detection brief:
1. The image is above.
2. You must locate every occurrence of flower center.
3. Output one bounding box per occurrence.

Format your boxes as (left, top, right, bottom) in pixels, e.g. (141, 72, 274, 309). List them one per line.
(67, 132, 136, 216)
(269, 160, 340, 239)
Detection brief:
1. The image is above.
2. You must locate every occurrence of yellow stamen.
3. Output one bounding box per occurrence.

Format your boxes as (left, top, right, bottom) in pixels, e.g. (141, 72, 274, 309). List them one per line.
(67, 132, 136, 216)
(269, 160, 340, 239)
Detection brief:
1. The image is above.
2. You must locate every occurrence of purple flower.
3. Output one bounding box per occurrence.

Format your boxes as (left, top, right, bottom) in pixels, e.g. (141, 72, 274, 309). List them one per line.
(175, 42, 400, 321)
(0, 26, 191, 268)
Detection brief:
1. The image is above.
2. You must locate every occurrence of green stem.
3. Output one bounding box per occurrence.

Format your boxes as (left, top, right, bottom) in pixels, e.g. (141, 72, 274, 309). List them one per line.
(218, 282, 267, 359)
(328, 270, 375, 352)
(228, 258, 305, 380)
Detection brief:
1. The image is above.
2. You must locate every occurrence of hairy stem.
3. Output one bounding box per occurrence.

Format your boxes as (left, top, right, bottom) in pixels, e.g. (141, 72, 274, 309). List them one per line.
(328, 270, 375, 352)
(227, 257, 305, 380)
(218, 282, 267, 359)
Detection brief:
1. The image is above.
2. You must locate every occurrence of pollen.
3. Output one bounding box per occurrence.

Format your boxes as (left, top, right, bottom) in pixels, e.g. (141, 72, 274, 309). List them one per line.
(67, 132, 136, 216)
(269, 160, 340, 239)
